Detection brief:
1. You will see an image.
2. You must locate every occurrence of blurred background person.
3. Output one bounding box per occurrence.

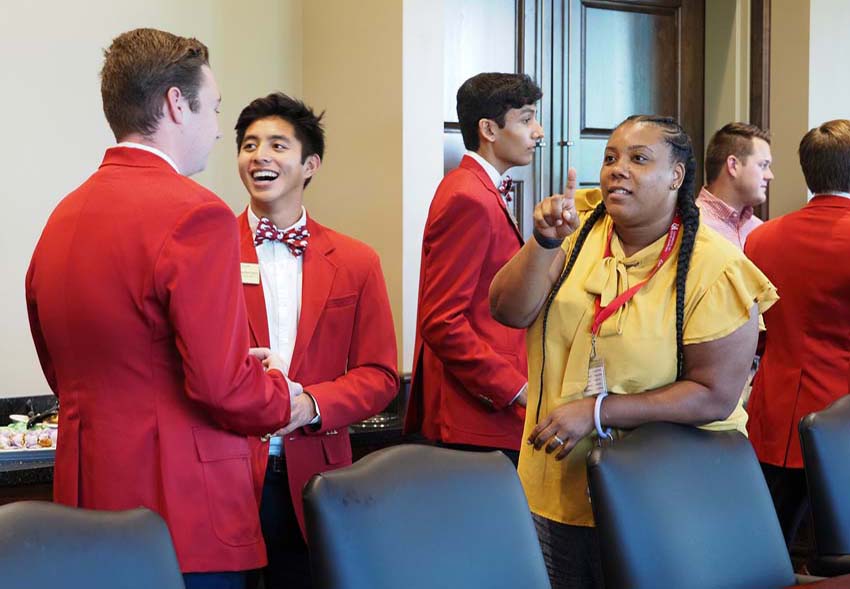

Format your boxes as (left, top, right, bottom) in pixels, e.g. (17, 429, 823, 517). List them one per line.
(746, 119, 850, 553)
(405, 73, 543, 466)
(698, 122, 773, 249)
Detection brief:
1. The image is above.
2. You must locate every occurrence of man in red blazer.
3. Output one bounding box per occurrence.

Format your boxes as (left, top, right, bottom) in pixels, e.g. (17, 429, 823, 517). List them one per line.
(25, 30, 293, 589)
(404, 73, 543, 465)
(234, 93, 399, 589)
(746, 119, 850, 548)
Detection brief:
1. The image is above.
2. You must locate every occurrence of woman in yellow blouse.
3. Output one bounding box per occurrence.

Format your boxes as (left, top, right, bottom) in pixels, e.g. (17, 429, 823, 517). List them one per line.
(490, 115, 777, 589)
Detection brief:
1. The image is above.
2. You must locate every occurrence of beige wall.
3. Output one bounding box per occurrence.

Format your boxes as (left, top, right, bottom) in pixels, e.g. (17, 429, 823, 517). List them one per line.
(769, 0, 811, 218)
(301, 0, 404, 369)
(808, 0, 850, 126)
(2, 1, 302, 397)
(704, 0, 750, 154)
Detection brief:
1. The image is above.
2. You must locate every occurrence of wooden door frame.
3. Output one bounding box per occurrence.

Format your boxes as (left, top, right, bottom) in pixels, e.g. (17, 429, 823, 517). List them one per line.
(750, 0, 770, 218)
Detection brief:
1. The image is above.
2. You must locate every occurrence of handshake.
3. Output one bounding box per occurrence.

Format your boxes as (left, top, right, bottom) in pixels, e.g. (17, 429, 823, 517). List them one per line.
(250, 347, 317, 435)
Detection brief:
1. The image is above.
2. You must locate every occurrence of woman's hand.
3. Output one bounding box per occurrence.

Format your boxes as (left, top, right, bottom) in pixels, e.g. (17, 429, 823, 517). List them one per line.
(527, 397, 596, 460)
(533, 167, 581, 240)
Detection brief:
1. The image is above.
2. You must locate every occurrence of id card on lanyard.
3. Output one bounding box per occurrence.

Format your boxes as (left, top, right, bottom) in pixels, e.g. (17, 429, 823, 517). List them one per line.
(583, 215, 682, 398)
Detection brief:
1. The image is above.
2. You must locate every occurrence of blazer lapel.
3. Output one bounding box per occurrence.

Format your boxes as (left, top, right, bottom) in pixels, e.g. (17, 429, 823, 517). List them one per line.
(460, 156, 524, 246)
(290, 217, 337, 377)
(237, 211, 271, 348)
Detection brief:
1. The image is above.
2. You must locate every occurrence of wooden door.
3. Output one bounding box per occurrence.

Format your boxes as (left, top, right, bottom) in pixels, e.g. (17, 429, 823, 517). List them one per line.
(443, 0, 706, 225)
(545, 0, 705, 192)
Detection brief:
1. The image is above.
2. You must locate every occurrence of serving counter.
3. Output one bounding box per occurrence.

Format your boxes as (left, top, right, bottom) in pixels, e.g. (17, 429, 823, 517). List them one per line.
(0, 376, 410, 505)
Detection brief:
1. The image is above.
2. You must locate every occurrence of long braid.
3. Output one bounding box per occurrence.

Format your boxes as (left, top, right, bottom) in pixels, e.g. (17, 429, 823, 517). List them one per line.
(626, 115, 698, 378)
(535, 202, 607, 423)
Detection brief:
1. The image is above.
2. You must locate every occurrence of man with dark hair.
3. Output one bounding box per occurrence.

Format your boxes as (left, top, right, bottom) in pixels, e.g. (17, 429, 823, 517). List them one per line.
(746, 119, 850, 551)
(26, 29, 293, 589)
(404, 73, 543, 465)
(697, 122, 773, 248)
(234, 92, 399, 589)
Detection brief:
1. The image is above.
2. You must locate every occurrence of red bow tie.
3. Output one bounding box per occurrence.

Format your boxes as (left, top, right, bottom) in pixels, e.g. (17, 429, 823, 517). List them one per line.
(254, 217, 310, 257)
(498, 175, 513, 202)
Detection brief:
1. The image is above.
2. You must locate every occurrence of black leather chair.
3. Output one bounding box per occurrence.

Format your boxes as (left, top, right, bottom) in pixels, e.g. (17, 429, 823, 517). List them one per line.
(800, 395, 850, 576)
(587, 422, 809, 589)
(0, 501, 184, 588)
(302, 444, 551, 589)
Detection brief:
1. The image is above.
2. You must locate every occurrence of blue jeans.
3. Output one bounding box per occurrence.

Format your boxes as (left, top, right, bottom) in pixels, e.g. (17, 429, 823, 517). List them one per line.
(183, 571, 247, 589)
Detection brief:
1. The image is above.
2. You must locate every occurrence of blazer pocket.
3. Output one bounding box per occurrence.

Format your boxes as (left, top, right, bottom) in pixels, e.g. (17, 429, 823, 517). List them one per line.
(193, 427, 261, 547)
(325, 293, 358, 308)
(321, 432, 352, 466)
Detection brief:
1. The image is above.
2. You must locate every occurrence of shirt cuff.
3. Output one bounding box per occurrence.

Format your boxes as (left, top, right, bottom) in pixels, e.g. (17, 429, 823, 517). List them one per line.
(305, 391, 321, 426)
(510, 382, 528, 405)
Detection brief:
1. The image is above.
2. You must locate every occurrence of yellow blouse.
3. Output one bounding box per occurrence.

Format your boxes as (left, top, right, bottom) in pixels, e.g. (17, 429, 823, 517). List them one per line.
(518, 189, 778, 527)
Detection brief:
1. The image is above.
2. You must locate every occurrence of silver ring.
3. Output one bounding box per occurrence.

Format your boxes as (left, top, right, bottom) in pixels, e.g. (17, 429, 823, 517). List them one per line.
(553, 435, 565, 446)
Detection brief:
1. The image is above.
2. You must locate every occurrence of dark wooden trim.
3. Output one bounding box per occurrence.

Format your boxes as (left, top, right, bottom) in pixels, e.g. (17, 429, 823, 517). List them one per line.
(750, 0, 771, 218)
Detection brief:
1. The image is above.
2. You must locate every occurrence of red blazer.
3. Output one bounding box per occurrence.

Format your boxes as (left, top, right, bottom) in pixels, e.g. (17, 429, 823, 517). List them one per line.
(405, 156, 527, 450)
(25, 148, 291, 573)
(745, 195, 850, 468)
(238, 211, 399, 535)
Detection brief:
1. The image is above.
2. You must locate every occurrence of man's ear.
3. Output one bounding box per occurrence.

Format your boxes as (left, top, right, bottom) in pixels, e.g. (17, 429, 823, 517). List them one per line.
(303, 153, 322, 179)
(164, 86, 185, 124)
(725, 155, 740, 178)
(478, 118, 498, 144)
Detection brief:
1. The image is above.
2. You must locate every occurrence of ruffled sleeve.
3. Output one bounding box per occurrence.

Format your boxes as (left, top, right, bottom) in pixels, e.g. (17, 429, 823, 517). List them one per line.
(683, 256, 778, 345)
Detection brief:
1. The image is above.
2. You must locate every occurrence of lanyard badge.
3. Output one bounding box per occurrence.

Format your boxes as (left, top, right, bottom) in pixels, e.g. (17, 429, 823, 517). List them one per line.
(582, 215, 682, 406)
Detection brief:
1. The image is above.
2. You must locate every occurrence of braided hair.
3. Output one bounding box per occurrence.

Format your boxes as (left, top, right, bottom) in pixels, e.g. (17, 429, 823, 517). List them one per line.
(534, 115, 698, 423)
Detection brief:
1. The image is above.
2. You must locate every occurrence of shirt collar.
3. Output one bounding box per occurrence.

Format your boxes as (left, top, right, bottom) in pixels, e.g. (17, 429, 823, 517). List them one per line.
(465, 151, 508, 190)
(112, 142, 181, 174)
(248, 205, 307, 235)
(813, 191, 850, 199)
(698, 186, 754, 223)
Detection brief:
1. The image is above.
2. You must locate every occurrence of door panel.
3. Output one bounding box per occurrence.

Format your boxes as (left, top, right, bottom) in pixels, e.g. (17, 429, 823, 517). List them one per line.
(442, 0, 705, 226)
(559, 0, 705, 190)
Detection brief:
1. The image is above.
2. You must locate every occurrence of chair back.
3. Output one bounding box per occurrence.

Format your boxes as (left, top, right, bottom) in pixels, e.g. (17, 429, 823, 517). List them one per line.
(587, 422, 796, 589)
(303, 444, 551, 589)
(800, 394, 850, 575)
(0, 501, 184, 588)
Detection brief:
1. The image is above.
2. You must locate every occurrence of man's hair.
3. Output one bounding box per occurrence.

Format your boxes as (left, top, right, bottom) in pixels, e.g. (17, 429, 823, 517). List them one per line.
(456, 73, 542, 151)
(799, 119, 850, 194)
(100, 28, 210, 140)
(704, 122, 771, 184)
(235, 92, 325, 188)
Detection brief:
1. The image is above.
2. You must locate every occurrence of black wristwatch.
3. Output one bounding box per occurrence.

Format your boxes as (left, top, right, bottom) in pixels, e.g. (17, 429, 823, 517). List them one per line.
(532, 228, 565, 249)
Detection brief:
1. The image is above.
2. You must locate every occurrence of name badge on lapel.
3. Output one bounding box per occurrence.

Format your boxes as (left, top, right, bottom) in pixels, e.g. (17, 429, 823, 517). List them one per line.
(240, 263, 260, 285)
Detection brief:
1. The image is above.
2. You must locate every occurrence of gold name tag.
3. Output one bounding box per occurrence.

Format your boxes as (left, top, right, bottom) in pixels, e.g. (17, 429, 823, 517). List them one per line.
(240, 263, 260, 285)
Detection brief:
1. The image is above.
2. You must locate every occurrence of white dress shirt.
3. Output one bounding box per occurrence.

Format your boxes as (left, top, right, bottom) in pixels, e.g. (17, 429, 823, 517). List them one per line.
(248, 207, 319, 454)
(113, 142, 181, 174)
(248, 207, 305, 373)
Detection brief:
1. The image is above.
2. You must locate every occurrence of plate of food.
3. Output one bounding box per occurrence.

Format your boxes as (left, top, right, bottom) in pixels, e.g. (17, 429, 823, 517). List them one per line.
(0, 420, 58, 451)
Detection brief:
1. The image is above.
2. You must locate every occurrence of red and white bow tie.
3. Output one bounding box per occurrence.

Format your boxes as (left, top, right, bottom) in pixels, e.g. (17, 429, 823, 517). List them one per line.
(498, 175, 513, 202)
(254, 217, 310, 257)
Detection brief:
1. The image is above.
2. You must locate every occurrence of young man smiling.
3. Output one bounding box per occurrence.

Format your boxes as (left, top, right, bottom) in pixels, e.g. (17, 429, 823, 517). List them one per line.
(234, 92, 398, 589)
(698, 122, 774, 248)
(405, 73, 544, 465)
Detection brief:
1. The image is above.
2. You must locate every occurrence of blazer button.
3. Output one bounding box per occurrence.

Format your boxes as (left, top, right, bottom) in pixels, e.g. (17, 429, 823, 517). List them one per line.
(327, 429, 338, 435)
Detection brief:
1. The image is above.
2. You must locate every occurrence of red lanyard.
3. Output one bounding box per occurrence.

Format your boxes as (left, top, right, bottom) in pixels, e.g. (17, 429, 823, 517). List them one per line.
(590, 215, 682, 336)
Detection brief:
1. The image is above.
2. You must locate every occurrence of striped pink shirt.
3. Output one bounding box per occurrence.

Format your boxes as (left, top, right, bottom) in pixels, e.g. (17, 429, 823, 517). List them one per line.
(696, 187, 763, 249)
